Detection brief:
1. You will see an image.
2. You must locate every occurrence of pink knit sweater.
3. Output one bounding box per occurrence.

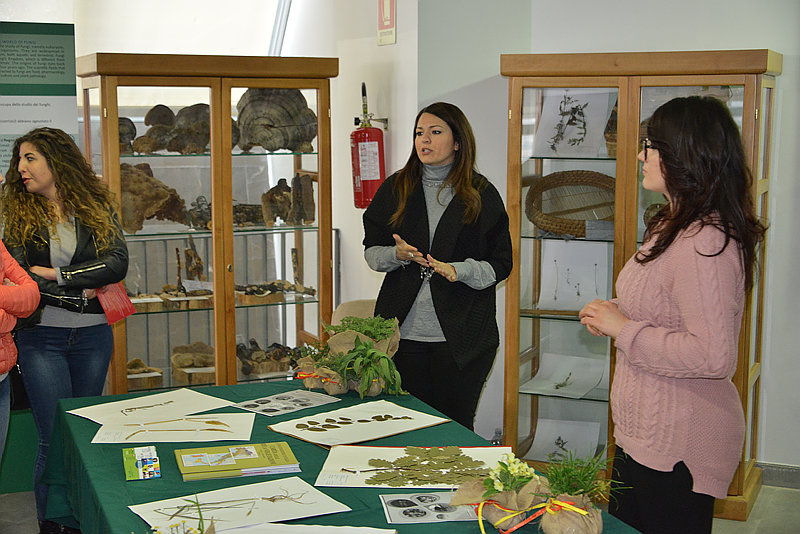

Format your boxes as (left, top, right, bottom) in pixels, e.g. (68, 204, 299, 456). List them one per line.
(612, 222, 745, 499)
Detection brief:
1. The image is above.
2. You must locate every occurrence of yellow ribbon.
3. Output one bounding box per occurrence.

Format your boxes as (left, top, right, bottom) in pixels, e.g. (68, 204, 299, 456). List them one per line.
(473, 497, 589, 534)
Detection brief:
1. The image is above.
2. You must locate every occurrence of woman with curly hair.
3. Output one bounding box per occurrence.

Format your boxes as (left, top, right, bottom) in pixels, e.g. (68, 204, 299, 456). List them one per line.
(579, 96, 765, 534)
(363, 102, 512, 430)
(2, 127, 128, 534)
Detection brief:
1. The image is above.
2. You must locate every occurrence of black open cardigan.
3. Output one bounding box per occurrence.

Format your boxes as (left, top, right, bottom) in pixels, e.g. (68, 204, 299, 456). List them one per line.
(363, 172, 512, 369)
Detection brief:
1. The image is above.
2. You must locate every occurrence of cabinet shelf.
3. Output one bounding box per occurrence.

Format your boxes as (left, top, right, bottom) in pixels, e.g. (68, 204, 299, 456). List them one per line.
(118, 150, 319, 159)
(520, 309, 579, 320)
(124, 224, 319, 241)
(520, 233, 613, 243)
(526, 156, 616, 162)
(519, 383, 609, 403)
(130, 295, 318, 315)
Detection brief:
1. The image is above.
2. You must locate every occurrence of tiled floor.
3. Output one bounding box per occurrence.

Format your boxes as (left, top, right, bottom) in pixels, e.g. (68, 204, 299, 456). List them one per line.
(0, 485, 798, 533)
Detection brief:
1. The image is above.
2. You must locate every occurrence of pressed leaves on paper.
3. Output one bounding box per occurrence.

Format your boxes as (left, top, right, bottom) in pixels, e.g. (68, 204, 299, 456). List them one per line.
(68, 388, 235, 425)
(315, 445, 512, 489)
(268, 400, 448, 447)
(358, 446, 491, 487)
(91, 413, 255, 443)
(128, 477, 350, 532)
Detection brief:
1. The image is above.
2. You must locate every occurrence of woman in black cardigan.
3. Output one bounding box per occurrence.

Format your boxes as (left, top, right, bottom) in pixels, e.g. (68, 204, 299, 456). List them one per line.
(363, 102, 512, 430)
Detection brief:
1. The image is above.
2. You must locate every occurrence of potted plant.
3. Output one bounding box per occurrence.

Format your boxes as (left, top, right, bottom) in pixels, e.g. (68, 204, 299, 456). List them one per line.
(450, 451, 607, 534)
(296, 317, 405, 398)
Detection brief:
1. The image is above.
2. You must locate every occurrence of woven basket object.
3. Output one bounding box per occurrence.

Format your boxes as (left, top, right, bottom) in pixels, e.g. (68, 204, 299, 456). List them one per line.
(524, 170, 615, 237)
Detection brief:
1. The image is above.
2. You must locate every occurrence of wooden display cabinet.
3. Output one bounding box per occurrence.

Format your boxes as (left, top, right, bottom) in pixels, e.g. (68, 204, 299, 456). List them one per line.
(77, 53, 337, 393)
(501, 50, 781, 520)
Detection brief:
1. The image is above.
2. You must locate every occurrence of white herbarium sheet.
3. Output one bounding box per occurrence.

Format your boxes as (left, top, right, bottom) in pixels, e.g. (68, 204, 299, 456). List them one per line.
(68, 388, 235, 425)
(212, 525, 397, 534)
(268, 400, 449, 447)
(524, 419, 601, 463)
(91, 413, 255, 443)
(128, 476, 350, 532)
(518, 353, 606, 399)
(315, 445, 512, 489)
(234, 389, 341, 417)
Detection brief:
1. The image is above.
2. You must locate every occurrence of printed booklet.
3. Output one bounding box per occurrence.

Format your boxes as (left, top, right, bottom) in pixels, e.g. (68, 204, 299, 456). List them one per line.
(175, 441, 299, 481)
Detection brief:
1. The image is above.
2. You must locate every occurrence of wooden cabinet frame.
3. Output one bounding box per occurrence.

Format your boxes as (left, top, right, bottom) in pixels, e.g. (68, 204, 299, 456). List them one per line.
(77, 53, 337, 393)
(501, 50, 781, 520)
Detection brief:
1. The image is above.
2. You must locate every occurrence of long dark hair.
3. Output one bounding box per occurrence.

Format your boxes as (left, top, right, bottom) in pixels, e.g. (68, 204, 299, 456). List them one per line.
(638, 96, 765, 289)
(2, 127, 121, 253)
(390, 102, 483, 227)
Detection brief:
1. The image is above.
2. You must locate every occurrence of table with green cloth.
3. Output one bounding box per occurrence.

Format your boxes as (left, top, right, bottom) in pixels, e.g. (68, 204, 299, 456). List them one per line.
(43, 381, 638, 534)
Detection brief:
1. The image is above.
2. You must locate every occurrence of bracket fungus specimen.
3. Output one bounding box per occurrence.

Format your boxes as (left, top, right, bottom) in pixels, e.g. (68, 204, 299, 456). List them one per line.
(236, 88, 317, 153)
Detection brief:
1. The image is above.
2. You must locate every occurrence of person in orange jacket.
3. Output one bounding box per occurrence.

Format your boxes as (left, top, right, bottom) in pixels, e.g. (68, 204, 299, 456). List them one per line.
(0, 171, 42, 462)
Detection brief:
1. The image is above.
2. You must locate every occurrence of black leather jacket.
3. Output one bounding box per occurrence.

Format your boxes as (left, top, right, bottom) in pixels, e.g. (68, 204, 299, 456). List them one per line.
(9, 217, 128, 319)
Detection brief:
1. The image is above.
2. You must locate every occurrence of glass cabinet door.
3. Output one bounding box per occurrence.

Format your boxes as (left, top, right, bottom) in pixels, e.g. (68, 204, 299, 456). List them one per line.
(515, 85, 618, 463)
(108, 84, 219, 391)
(226, 83, 322, 384)
(636, 85, 745, 241)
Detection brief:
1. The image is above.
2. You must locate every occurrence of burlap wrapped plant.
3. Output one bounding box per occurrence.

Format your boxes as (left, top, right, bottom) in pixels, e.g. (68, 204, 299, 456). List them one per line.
(535, 450, 608, 534)
(296, 356, 324, 389)
(317, 367, 348, 395)
(539, 493, 602, 534)
(324, 316, 400, 357)
(450, 472, 549, 531)
(296, 315, 404, 399)
(451, 452, 607, 534)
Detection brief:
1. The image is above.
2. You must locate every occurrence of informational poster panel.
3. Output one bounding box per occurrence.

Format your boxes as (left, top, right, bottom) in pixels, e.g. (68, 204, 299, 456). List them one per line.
(0, 21, 77, 171)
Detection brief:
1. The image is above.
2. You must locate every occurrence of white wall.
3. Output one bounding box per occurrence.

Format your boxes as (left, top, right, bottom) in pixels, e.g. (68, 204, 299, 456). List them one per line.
(0, 1, 73, 23)
(525, 0, 800, 467)
(281, 0, 419, 313)
(417, 0, 531, 440)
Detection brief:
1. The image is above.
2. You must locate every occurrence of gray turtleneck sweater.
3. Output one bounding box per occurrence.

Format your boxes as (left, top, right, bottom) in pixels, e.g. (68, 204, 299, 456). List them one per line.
(364, 163, 497, 341)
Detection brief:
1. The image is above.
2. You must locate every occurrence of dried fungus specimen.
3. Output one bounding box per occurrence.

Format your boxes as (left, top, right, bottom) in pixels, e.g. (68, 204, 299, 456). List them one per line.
(171, 341, 215, 368)
(133, 124, 176, 154)
(261, 178, 293, 226)
(168, 103, 210, 154)
(144, 104, 176, 127)
(184, 235, 206, 281)
(118, 117, 137, 155)
(288, 173, 315, 225)
(120, 163, 188, 233)
(237, 88, 317, 152)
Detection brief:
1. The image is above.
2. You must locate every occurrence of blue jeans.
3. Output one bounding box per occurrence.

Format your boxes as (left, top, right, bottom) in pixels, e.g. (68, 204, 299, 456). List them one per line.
(0, 376, 9, 462)
(16, 324, 113, 521)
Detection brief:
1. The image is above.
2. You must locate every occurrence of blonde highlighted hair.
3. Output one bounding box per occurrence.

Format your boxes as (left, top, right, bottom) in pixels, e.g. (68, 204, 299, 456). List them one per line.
(2, 127, 121, 253)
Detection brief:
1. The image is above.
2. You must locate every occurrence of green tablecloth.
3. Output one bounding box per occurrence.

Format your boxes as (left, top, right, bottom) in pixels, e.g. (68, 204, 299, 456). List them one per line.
(44, 381, 638, 534)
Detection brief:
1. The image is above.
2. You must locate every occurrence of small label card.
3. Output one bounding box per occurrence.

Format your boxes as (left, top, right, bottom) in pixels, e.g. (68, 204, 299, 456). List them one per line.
(123, 445, 161, 481)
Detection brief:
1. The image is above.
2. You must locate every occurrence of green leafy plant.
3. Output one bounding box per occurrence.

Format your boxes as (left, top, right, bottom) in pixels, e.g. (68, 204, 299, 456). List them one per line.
(482, 452, 541, 499)
(324, 316, 396, 341)
(544, 449, 610, 502)
(319, 337, 405, 398)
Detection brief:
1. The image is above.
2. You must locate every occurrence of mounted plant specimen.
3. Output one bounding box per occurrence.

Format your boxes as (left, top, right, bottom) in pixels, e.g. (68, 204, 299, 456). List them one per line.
(295, 413, 412, 433)
(124, 417, 233, 441)
(350, 446, 491, 487)
(549, 92, 589, 152)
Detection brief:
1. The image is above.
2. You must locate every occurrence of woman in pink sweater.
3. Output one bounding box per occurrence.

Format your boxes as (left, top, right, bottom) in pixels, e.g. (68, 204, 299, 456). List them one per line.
(579, 96, 765, 534)
(0, 172, 42, 461)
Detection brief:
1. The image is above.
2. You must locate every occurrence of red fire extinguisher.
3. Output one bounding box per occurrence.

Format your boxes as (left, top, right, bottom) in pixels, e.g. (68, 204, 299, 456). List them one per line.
(350, 82, 387, 209)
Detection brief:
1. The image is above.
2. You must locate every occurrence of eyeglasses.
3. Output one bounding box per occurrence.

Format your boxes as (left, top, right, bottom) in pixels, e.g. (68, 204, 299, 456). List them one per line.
(641, 138, 655, 160)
